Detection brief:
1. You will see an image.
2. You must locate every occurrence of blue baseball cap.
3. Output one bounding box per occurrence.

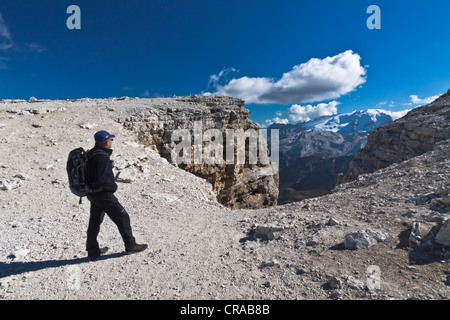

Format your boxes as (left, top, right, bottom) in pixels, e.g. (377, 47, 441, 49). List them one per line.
(94, 130, 116, 142)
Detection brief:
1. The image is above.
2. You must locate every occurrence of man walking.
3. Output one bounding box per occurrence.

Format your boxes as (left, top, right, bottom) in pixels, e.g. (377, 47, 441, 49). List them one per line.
(85, 130, 147, 261)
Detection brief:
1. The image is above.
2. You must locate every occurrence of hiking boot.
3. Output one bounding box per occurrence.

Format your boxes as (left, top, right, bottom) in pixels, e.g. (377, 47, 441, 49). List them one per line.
(125, 243, 148, 255)
(88, 247, 109, 261)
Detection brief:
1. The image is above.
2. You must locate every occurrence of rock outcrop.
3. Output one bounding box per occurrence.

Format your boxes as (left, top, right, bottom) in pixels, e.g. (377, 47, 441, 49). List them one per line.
(118, 95, 279, 209)
(344, 90, 450, 182)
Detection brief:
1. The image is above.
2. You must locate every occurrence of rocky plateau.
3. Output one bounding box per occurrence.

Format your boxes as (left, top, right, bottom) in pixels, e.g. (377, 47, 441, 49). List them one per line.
(0, 94, 448, 301)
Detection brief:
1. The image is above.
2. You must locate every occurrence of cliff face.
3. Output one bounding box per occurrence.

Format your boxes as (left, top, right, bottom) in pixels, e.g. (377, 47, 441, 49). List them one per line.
(119, 95, 279, 209)
(344, 90, 450, 182)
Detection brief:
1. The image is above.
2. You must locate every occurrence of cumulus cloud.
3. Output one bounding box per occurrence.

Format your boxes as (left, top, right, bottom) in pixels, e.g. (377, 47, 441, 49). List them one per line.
(409, 94, 440, 105)
(206, 50, 366, 104)
(264, 116, 289, 127)
(287, 101, 340, 123)
(207, 67, 239, 90)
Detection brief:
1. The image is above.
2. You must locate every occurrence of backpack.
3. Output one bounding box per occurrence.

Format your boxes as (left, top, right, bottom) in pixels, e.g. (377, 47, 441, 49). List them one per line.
(66, 147, 92, 204)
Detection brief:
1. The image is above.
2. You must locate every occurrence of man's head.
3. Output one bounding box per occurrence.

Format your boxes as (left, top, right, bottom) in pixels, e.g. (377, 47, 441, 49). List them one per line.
(94, 130, 115, 149)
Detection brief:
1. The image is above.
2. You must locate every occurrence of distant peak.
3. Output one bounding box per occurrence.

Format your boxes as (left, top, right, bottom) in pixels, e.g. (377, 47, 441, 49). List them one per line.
(290, 109, 409, 134)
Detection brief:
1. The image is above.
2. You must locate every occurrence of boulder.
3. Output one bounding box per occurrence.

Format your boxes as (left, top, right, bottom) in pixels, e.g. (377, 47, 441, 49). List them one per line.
(435, 219, 450, 246)
(327, 275, 343, 289)
(0, 177, 24, 191)
(344, 229, 387, 249)
(346, 276, 365, 291)
(326, 217, 340, 226)
(409, 222, 422, 247)
(251, 223, 284, 240)
(117, 168, 138, 183)
(261, 259, 281, 268)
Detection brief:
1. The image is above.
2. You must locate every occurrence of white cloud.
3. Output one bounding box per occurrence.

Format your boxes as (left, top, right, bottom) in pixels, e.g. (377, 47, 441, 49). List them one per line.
(409, 94, 440, 105)
(287, 101, 340, 123)
(207, 67, 239, 89)
(206, 50, 366, 104)
(0, 12, 13, 51)
(0, 13, 48, 70)
(265, 116, 289, 127)
(25, 42, 47, 55)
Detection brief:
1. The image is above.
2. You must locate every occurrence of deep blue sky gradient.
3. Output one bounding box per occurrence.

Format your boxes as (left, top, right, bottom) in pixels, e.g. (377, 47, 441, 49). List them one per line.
(0, 0, 449, 125)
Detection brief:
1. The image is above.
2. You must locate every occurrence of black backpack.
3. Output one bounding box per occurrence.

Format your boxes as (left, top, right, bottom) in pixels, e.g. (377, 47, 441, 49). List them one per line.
(66, 147, 92, 203)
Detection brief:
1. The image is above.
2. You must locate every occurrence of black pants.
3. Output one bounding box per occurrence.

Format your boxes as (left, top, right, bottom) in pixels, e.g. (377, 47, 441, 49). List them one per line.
(86, 192, 136, 257)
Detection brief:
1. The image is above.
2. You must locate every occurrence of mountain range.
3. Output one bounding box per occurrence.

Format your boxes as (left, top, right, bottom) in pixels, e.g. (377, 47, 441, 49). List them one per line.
(268, 109, 410, 204)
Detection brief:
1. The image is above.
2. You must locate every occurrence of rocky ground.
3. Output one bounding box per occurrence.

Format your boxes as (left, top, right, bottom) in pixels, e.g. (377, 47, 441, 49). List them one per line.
(0, 97, 448, 301)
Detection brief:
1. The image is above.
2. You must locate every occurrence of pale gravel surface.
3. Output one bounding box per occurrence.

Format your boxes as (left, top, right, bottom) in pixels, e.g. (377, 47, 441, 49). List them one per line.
(0, 98, 449, 300)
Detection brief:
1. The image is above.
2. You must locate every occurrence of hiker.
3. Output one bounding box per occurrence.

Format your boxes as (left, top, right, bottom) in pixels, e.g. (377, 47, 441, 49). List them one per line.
(85, 130, 147, 261)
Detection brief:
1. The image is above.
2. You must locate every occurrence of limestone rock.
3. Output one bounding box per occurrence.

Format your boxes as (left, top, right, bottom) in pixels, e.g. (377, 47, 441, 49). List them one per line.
(327, 275, 343, 289)
(121, 95, 279, 209)
(117, 167, 138, 183)
(435, 219, 450, 246)
(261, 259, 281, 268)
(79, 123, 95, 130)
(346, 276, 365, 291)
(0, 177, 24, 191)
(251, 223, 284, 240)
(409, 222, 422, 247)
(344, 229, 387, 249)
(327, 217, 340, 226)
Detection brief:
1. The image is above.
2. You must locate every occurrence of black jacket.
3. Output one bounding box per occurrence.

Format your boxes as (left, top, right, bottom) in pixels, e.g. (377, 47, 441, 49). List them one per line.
(86, 146, 118, 193)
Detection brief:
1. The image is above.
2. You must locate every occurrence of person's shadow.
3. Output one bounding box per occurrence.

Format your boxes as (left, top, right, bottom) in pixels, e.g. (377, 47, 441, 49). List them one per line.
(0, 252, 126, 278)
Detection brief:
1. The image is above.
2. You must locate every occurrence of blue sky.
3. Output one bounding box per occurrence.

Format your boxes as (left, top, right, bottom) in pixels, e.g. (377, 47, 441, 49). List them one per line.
(0, 0, 449, 126)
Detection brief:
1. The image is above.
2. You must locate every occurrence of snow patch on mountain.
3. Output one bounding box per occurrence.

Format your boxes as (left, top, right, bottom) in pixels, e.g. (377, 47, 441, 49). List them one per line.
(297, 109, 410, 134)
